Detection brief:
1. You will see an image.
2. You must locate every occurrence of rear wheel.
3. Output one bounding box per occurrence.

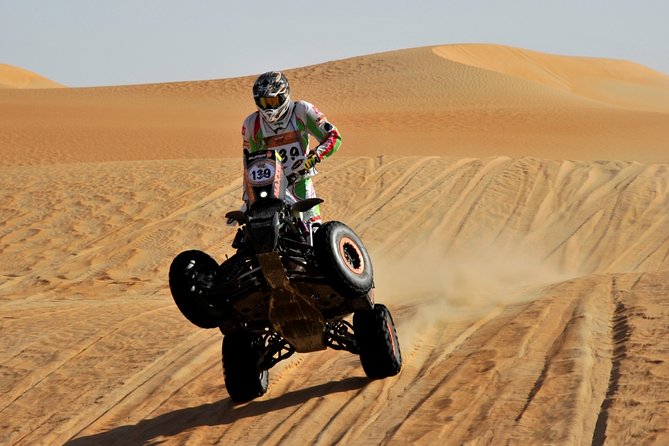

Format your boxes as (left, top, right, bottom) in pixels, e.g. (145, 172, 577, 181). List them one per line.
(222, 332, 269, 403)
(169, 250, 225, 328)
(354, 304, 402, 379)
(314, 221, 373, 300)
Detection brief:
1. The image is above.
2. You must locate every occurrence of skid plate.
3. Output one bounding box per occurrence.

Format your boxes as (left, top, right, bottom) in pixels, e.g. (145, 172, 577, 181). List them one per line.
(257, 252, 325, 352)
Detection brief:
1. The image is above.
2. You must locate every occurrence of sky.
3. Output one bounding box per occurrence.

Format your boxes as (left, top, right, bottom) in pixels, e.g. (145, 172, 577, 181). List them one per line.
(1, 0, 668, 87)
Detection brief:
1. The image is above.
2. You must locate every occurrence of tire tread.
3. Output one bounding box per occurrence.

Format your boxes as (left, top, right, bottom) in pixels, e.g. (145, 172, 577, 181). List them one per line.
(354, 304, 402, 379)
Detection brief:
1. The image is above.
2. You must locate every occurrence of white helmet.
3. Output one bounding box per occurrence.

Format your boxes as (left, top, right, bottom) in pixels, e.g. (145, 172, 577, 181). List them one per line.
(253, 71, 292, 124)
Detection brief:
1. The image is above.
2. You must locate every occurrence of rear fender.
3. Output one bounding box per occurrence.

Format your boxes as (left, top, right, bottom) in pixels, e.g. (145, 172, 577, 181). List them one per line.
(292, 198, 324, 214)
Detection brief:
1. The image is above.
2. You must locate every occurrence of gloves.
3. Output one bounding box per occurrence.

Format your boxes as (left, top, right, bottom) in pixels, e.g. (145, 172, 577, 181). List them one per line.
(303, 152, 321, 171)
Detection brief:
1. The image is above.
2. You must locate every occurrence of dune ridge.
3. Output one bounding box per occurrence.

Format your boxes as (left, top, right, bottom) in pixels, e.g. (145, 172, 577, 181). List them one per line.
(1, 44, 669, 444)
(1, 44, 668, 166)
(433, 44, 669, 112)
(0, 64, 65, 89)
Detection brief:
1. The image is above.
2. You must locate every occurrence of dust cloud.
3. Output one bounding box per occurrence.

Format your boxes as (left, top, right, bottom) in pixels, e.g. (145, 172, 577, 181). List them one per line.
(372, 242, 569, 346)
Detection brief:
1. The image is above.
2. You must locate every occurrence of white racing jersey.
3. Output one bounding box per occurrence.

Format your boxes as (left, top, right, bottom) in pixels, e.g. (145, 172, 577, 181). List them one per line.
(241, 100, 341, 184)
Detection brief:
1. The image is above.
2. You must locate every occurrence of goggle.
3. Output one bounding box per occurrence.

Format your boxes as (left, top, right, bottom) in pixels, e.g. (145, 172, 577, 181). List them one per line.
(256, 94, 285, 110)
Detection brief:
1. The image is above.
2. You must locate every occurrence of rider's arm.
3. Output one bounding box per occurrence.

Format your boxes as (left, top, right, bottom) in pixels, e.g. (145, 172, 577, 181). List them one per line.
(303, 101, 341, 161)
(240, 114, 257, 203)
(242, 112, 262, 152)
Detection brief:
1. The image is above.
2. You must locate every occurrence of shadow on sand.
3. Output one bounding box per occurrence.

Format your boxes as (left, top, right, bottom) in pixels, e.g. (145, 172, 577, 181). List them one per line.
(65, 376, 369, 446)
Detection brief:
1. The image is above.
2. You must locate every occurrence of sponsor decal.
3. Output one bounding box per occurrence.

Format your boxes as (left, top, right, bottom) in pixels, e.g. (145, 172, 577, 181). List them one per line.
(264, 131, 300, 148)
(247, 149, 273, 163)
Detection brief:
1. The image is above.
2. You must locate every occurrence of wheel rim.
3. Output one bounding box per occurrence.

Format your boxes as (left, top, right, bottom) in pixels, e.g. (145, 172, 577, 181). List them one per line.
(184, 259, 215, 302)
(339, 236, 365, 274)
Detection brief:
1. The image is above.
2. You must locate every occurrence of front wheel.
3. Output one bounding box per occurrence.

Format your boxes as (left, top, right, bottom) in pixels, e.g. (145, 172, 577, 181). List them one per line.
(314, 221, 374, 299)
(169, 250, 225, 328)
(222, 332, 269, 403)
(354, 304, 402, 379)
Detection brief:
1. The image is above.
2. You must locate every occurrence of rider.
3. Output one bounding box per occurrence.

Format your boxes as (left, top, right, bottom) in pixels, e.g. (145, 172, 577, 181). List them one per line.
(241, 71, 341, 225)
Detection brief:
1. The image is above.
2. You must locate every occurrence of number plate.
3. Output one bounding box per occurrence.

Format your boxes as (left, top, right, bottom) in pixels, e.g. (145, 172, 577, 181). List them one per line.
(247, 160, 276, 186)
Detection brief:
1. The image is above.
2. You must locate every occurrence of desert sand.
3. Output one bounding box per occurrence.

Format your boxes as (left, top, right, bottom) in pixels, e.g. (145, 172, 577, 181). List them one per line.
(1, 44, 669, 445)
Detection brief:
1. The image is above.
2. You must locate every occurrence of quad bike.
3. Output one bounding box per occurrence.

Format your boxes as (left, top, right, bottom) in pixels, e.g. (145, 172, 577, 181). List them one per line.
(169, 149, 402, 402)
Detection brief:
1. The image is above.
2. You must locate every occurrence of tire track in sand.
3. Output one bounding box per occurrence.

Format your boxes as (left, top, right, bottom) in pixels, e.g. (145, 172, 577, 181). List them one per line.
(592, 276, 633, 446)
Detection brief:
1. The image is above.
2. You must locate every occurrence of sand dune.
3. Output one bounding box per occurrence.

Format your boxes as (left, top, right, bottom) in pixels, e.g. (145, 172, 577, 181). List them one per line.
(1, 45, 669, 445)
(1, 44, 668, 165)
(0, 64, 65, 89)
(433, 44, 669, 113)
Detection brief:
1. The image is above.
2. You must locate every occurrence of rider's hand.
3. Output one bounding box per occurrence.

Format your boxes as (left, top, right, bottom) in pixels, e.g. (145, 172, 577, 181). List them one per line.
(303, 152, 320, 171)
(226, 202, 247, 226)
